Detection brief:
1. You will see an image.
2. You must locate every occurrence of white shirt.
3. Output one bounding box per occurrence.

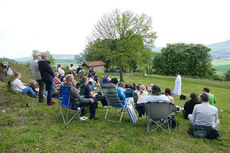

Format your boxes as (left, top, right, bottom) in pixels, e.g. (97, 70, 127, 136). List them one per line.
(11, 78, 26, 92)
(137, 91, 148, 104)
(191, 102, 218, 127)
(143, 94, 170, 103)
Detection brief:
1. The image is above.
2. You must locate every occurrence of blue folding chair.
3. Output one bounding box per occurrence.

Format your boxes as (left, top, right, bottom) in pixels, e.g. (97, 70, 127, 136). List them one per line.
(57, 87, 82, 125)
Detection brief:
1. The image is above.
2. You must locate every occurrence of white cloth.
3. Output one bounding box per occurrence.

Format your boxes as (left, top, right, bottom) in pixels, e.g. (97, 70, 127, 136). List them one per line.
(143, 94, 170, 103)
(58, 68, 65, 76)
(69, 67, 75, 71)
(188, 102, 219, 128)
(173, 75, 181, 95)
(137, 91, 148, 104)
(11, 78, 26, 92)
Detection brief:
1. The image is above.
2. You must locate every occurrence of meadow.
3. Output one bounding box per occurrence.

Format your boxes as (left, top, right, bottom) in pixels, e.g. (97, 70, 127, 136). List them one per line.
(0, 63, 230, 153)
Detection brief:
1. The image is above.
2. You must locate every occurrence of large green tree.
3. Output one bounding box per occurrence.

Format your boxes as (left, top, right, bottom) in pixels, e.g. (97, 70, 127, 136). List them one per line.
(85, 9, 157, 81)
(153, 43, 215, 78)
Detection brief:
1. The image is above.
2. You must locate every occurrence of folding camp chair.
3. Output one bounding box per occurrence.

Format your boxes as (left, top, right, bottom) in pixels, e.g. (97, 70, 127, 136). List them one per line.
(101, 83, 126, 122)
(56, 87, 82, 125)
(145, 101, 176, 134)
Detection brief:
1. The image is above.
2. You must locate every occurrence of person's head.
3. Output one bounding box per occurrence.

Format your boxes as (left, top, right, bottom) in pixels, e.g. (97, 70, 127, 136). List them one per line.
(70, 64, 73, 67)
(190, 93, 198, 103)
(57, 64, 61, 68)
(65, 74, 74, 84)
(82, 76, 89, 84)
(30, 80, 37, 86)
(139, 85, 145, 94)
(136, 83, 142, 91)
(118, 82, 125, 88)
(111, 78, 118, 86)
(76, 83, 81, 90)
(165, 88, 171, 96)
(32, 50, 40, 60)
(176, 72, 179, 76)
(41, 52, 49, 61)
(203, 87, 210, 93)
(133, 83, 136, 90)
(200, 93, 210, 102)
(54, 72, 59, 77)
(14, 72, 21, 79)
(127, 83, 134, 89)
(151, 84, 161, 95)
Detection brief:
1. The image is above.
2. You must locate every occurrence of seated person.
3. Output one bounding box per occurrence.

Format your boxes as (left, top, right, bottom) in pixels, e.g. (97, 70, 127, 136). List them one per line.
(143, 85, 170, 103)
(199, 87, 216, 106)
(111, 78, 126, 104)
(62, 74, 97, 120)
(102, 75, 110, 83)
(136, 85, 148, 117)
(56, 64, 65, 82)
(118, 82, 125, 94)
(29, 79, 47, 96)
(188, 93, 219, 128)
(11, 72, 37, 98)
(69, 64, 75, 74)
(80, 76, 108, 108)
(124, 83, 134, 98)
(183, 93, 199, 119)
(88, 68, 95, 78)
(53, 72, 62, 89)
(165, 88, 174, 103)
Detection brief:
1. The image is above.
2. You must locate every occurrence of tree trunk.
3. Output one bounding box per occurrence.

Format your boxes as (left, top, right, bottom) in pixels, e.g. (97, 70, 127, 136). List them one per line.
(119, 66, 124, 82)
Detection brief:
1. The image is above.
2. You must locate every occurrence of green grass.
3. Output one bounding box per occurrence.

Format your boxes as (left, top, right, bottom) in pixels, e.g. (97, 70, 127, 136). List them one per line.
(0, 64, 230, 152)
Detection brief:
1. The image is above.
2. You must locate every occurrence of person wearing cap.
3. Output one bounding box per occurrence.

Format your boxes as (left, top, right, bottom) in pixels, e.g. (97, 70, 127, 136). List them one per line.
(143, 85, 170, 103)
(38, 53, 55, 106)
(110, 78, 126, 103)
(31, 50, 44, 102)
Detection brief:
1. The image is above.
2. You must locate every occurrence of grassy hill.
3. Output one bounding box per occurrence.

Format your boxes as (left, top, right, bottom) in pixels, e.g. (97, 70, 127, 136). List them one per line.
(0, 63, 230, 152)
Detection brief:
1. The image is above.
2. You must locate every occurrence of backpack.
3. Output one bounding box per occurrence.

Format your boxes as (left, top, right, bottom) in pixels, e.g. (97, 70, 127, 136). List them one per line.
(180, 95, 186, 100)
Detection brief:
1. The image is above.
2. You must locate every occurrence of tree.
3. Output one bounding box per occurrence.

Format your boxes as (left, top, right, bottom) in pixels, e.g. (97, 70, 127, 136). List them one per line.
(153, 43, 215, 78)
(46, 51, 55, 67)
(86, 9, 157, 81)
(74, 53, 86, 65)
(224, 69, 230, 81)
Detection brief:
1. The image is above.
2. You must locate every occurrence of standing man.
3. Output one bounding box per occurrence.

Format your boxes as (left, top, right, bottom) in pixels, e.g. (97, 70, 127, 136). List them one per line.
(31, 51, 44, 102)
(173, 72, 182, 96)
(38, 53, 55, 106)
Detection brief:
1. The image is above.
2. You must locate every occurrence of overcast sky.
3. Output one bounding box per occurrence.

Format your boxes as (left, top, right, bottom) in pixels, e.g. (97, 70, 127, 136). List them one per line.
(0, 0, 230, 59)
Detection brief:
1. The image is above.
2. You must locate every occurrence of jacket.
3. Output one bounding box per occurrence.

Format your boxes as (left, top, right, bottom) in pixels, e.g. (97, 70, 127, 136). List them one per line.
(30, 59, 41, 80)
(38, 59, 54, 81)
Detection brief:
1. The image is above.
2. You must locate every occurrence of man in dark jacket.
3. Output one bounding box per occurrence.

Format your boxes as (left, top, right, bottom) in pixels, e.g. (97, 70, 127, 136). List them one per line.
(38, 53, 54, 106)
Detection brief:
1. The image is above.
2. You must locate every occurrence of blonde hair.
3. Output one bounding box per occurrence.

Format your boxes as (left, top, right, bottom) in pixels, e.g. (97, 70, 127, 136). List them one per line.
(66, 74, 74, 82)
(139, 85, 145, 95)
(30, 80, 37, 86)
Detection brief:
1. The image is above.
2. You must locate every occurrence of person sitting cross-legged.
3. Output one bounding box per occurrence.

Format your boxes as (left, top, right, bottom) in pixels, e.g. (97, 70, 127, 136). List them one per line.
(11, 72, 37, 98)
(62, 74, 97, 121)
(188, 93, 221, 140)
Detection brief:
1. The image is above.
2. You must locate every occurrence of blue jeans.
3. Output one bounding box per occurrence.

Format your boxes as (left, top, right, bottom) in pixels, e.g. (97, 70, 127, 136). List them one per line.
(21, 87, 36, 97)
(44, 80, 53, 105)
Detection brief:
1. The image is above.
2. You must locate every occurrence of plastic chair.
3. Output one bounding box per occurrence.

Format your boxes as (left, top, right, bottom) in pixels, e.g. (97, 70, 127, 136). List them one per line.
(144, 101, 176, 134)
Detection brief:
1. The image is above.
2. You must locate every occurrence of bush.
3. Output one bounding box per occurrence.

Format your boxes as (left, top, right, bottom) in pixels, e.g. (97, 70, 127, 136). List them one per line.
(224, 69, 230, 81)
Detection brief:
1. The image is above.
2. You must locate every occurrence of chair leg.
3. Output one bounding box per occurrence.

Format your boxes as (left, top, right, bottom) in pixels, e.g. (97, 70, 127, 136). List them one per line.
(60, 105, 66, 124)
(105, 107, 109, 119)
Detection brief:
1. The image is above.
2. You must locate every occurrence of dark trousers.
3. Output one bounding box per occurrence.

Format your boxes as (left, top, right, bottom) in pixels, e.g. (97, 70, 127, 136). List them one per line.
(36, 80, 44, 102)
(44, 80, 53, 105)
(89, 101, 97, 118)
(136, 103, 145, 117)
(96, 93, 108, 107)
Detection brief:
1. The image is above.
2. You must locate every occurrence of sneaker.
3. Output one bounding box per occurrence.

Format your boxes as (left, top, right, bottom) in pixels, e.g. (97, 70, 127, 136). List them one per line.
(81, 116, 88, 120)
(48, 103, 54, 106)
(103, 106, 108, 108)
(80, 116, 86, 121)
(89, 117, 99, 120)
(51, 101, 55, 104)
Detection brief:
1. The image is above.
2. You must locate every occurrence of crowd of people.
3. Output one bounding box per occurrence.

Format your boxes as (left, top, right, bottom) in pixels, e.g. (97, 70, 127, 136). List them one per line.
(10, 51, 221, 140)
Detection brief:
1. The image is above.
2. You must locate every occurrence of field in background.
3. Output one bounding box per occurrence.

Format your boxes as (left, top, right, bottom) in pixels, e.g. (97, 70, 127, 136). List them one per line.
(212, 58, 230, 74)
(0, 63, 230, 152)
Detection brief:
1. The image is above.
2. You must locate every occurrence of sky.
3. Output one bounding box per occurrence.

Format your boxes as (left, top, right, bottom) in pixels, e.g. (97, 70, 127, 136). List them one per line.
(0, 0, 230, 59)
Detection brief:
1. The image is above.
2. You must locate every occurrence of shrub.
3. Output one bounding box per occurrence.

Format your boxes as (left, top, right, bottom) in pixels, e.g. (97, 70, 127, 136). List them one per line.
(224, 69, 230, 81)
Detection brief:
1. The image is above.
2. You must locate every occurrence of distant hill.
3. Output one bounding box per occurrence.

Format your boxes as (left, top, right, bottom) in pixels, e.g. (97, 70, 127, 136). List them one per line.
(207, 39, 230, 59)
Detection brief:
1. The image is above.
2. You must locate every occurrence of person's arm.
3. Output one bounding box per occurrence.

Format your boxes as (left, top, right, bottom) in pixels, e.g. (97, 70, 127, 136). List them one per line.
(214, 108, 218, 124)
(191, 106, 197, 122)
(117, 88, 126, 101)
(71, 87, 93, 103)
(45, 62, 54, 77)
